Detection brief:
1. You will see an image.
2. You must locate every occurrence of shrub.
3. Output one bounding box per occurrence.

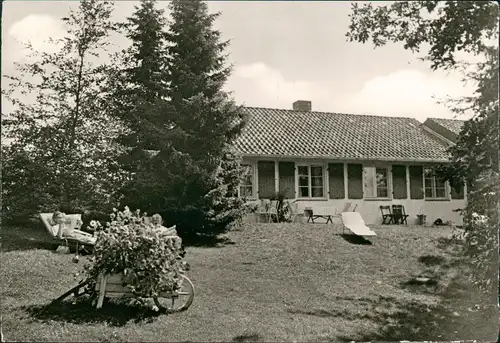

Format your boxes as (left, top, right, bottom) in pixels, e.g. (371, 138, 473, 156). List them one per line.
(84, 207, 188, 298)
(122, 149, 254, 241)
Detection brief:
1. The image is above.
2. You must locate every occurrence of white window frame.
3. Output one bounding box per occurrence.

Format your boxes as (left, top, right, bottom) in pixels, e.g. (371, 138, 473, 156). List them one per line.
(238, 163, 255, 199)
(297, 164, 325, 199)
(375, 167, 390, 198)
(363, 166, 391, 199)
(424, 168, 448, 199)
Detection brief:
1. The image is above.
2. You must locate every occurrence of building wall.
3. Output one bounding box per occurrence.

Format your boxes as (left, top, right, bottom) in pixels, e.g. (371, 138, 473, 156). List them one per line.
(239, 157, 466, 226)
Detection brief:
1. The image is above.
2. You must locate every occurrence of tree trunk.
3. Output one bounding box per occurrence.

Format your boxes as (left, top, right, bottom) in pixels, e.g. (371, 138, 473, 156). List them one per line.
(70, 53, 85, 150)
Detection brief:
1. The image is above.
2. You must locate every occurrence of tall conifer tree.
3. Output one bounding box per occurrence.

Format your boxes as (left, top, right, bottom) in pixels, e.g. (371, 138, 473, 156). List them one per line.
(126, 0, 249, 239)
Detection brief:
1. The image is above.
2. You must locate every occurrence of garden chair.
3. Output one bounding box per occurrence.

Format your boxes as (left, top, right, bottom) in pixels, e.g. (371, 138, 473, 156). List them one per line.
(39, 213, 95, 252)
(379, 205, 394, 224)
(340, 212, 377, 237)
(256, 200, 269, 223)
(391, 205, 409, 225)
(287, 200, 300, 223)
(257, 199, 277, 223)
(267, 200, 279, 222)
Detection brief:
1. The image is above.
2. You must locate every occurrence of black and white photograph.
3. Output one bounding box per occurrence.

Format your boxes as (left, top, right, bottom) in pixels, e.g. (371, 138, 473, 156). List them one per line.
(1, 1, 498, 342)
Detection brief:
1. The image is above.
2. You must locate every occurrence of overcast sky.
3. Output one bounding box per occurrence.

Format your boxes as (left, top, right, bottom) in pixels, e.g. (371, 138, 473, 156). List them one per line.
(2, 1, 481, 122)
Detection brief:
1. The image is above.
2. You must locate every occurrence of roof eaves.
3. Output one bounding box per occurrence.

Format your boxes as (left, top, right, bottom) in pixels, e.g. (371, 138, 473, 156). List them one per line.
(237, 153, 450, 164)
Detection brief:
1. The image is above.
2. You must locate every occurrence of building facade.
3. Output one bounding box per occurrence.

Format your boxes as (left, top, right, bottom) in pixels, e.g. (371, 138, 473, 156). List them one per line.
(235, 101, 466, 225)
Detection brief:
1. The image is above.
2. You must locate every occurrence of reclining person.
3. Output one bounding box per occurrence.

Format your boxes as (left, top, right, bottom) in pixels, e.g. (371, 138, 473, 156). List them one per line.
(150, 213, 186, 259)
(52, 211, 96, 246)
(151, 213, 178, 236)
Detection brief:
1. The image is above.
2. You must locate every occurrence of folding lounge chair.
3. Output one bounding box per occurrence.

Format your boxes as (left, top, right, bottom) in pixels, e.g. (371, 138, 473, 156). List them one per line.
(340, 212, 377, 237)
(39, 213, 95, 252)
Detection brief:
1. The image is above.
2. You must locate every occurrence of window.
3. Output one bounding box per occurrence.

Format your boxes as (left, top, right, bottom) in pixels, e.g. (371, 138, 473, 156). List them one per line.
(363, 166, 389, 198)
(375, 168, 389, 198)
(239, 164, 253, 197)
(424, 168, 447, 198)
(298, 165, 324, 198)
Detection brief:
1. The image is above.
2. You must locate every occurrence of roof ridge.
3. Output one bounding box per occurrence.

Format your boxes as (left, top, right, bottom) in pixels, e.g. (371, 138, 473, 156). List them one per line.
(428, 117, 466, 122)
(242, 106, 421, 121)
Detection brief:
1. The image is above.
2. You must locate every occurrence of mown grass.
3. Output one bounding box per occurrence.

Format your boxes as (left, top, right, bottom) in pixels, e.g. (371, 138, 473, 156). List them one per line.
(0, 222, 497, 342)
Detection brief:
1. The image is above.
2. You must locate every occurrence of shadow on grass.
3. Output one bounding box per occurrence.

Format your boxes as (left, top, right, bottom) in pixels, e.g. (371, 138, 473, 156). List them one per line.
(332, 278, 498, 341)
(288, 308, 338, 318)
(23, 298, 164, 327)
(334, 299, 446, 341)
(399, 277, 440, 296)
(333, 237, 497, 341)
(418, 254, 446, 266)
(288, 295, 448, 341)
(399, 254, 448, 294)
(436, 236, 466, 253)
(1, 237, 58, 252)
(1, 224, 59, 253)
(339, 234, 373, 245)
(232, 333, 262, 342)
(183, 234, 236, 248)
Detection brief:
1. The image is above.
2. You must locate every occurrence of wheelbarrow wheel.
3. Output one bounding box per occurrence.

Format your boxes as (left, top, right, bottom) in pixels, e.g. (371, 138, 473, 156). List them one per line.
(153, 274, 194, 312)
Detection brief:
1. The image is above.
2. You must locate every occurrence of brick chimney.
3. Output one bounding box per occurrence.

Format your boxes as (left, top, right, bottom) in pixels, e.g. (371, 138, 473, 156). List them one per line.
(293, 100, 312, 112)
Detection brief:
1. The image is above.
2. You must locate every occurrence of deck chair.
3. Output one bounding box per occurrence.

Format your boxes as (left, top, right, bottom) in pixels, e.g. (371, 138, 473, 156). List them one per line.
(256, 200, 269, 223)
(340, 212, 377, 237)
(39, 213, 95, 252)
(392, 205, 409, 225)
(380, 205, 394, 224)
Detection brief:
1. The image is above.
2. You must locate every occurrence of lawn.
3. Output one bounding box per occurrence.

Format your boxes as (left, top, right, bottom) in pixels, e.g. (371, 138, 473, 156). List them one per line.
(1, 221, 497, 342)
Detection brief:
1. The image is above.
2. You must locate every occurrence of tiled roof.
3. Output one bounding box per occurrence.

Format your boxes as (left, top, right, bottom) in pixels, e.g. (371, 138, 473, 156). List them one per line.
(234, 107, 452, 162)
(427, 117, 465, 135)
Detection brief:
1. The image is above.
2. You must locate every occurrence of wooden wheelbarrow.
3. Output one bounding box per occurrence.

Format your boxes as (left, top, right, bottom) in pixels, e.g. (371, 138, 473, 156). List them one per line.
(51, 272, 195, 312)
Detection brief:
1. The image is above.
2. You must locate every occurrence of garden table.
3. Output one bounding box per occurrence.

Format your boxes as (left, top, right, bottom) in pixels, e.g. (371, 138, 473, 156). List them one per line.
(305, 208, 334, 224)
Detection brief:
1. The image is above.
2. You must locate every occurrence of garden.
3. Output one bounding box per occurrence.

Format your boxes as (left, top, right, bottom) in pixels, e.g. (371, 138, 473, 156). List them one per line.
(1, 217, 497, 342)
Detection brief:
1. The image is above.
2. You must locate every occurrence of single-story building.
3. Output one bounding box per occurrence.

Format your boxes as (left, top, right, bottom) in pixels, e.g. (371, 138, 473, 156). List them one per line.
(234, 100, 467, 225)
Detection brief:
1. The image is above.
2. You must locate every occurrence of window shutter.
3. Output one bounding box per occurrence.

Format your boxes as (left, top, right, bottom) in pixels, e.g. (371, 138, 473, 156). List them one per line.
(328, 163, 345, 199)
(279, 162, 295, 199)
(347, 164, 363, 199)
(258, 161, 275, 199)
(451, 182, 465, 199)
(409, 166, 424, 199)
(392, 165, 407, 199)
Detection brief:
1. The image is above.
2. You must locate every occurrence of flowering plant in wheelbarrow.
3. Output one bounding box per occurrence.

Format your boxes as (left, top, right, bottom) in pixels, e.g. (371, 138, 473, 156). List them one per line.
(82, 206, 192, 311)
